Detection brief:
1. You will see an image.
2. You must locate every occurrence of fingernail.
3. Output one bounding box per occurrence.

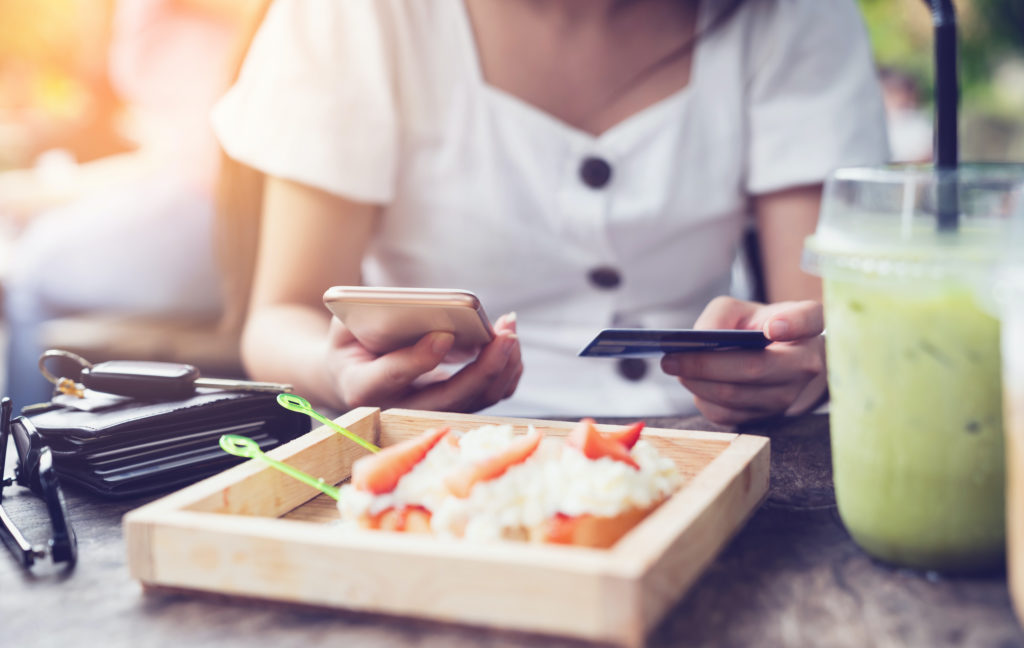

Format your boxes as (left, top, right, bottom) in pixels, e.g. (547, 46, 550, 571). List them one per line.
(767, 320, 789, 339)
(501, 333, 517, 357)
(497, 311, 518, 330)
(432, 332, 454, 355)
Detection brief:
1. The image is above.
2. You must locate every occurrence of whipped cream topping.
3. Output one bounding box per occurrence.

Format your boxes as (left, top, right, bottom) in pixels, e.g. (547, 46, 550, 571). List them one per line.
(337, 423, 682, 541)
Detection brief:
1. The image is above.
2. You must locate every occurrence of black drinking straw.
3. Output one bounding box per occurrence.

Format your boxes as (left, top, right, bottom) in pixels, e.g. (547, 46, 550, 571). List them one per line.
(923, 0, 960, 231)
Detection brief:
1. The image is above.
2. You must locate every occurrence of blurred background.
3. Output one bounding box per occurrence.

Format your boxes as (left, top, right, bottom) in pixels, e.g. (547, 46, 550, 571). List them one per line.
(859, 0, 1024, 162)
(0, 0, 260, 408)
(0, 0, 1022, 402)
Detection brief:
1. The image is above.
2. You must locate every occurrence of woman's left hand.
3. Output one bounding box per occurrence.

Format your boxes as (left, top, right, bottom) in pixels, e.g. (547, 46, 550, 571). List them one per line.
(660, 296, 827, 425)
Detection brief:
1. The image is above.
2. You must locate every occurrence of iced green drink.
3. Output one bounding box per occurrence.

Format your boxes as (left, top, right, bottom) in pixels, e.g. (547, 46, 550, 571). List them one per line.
(1002, 268, 1024, 621)
(823, 274, 1003, 572)
(806, 164, 1024, 573)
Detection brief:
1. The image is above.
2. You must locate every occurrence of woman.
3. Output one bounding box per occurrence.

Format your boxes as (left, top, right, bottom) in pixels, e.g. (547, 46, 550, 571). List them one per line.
(212, 0, 889, 423)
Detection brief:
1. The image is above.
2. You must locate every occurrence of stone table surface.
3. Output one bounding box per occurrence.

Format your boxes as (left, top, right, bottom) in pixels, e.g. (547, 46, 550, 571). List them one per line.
(3, 412, 1024, 648)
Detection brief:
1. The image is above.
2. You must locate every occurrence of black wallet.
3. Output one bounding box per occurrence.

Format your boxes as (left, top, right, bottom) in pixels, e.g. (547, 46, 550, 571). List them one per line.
(25, 389, 310, 498)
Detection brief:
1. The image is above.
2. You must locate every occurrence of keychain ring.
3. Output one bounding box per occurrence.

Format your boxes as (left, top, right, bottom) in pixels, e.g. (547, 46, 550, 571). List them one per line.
(38, 350, 93, 385)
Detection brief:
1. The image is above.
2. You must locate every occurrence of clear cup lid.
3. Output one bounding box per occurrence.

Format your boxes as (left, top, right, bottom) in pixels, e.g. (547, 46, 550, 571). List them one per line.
(803, 164, 1024, 279)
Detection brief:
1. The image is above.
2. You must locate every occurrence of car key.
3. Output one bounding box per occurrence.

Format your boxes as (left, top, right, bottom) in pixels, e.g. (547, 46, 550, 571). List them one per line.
(78, 360, 293, 400)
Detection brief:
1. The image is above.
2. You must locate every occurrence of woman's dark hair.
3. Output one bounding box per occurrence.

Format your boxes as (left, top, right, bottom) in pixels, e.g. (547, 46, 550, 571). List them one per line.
(625, 0, 749, 95)
(698, 0, 750, 38)
(596, 0, 749, 118)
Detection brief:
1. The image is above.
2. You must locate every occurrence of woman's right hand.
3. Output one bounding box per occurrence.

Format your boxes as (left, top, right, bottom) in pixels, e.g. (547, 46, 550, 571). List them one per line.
(240, 177, 522, 413)
(325, 312, 522, 413)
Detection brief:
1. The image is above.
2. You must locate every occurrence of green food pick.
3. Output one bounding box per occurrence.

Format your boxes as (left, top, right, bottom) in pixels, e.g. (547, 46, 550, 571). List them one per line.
(276, 393, 380, 453)
(219, 434, 341, 501)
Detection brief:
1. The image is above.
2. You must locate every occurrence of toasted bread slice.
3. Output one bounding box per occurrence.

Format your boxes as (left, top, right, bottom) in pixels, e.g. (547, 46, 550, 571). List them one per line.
(534, 501, 663, 548)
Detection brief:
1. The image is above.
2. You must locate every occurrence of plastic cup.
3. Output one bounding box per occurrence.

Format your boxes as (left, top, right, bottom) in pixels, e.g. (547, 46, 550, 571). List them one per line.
(805, 164, 1024, 574)
(1003, 259, 1024, 618)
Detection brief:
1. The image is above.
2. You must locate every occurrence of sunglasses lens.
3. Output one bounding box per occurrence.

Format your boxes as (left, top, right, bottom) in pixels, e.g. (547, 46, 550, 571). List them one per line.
(10, 420, 43, 496)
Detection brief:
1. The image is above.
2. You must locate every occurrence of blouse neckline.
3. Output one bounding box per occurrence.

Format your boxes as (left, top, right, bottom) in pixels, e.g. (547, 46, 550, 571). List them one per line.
(453, 0, 705, 146)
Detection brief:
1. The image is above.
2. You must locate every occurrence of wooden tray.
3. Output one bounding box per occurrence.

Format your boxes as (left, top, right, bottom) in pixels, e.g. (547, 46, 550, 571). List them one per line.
(124, 408, 769, 647)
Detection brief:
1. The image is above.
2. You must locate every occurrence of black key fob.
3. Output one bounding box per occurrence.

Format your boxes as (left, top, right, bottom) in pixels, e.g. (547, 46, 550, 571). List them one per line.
(80, 361, 199, 400)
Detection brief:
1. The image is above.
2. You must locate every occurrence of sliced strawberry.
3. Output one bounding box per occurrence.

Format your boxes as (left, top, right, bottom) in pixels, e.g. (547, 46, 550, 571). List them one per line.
(542, 513, 581, 545)
(351, 426, 450, 494)
(361, 505, 432, 533)
(379, 506, 432, 533)
(566, 418, 640, 470)
(606, 421, 645, 449)
(401, 506, 433, 533)
(445, 428, 544, 498)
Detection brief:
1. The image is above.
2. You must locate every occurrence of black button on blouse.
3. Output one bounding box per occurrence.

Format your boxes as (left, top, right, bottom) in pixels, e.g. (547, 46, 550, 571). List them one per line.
(588, 267, 622, 289)
(579, 156, 612, 189)
(617, 358, 648, 381)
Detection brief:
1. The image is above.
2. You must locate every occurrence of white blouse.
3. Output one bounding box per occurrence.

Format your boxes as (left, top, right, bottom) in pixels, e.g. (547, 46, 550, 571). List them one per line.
(212, 0, 889, 418)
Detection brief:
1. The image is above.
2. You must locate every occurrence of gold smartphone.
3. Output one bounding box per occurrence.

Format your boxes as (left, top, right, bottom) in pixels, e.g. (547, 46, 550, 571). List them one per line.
(322, 286, 495, 355)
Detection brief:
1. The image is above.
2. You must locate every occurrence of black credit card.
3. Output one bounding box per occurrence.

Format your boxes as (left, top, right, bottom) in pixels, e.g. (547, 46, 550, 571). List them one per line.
(578, 328, 771, 358)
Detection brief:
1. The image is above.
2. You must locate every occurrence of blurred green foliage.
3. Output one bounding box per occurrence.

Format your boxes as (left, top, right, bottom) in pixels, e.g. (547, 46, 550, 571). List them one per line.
(858, 0, 1024, 113)
(859, 0, 1024, 159)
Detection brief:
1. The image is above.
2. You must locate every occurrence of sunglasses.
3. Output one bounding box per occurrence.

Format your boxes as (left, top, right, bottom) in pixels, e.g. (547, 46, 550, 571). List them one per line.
(1, 397, 77, 569)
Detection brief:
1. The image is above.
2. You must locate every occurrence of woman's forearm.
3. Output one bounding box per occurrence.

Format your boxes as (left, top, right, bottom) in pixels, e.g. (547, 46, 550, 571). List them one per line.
(240, 177, 380, 409)
(754, 184, 824, 303)
(241, 303, 341, 409)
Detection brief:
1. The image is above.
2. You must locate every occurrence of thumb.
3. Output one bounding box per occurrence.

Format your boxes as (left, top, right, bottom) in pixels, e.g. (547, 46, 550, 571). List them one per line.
(762, 300, 824, 342)
(693, 296, 759, 330)
(358, 331, 455, 395)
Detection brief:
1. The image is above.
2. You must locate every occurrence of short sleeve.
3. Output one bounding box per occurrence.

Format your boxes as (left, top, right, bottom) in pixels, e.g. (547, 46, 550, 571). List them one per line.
(211, 0, 397, 203)
(744, 0, 891, 195)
